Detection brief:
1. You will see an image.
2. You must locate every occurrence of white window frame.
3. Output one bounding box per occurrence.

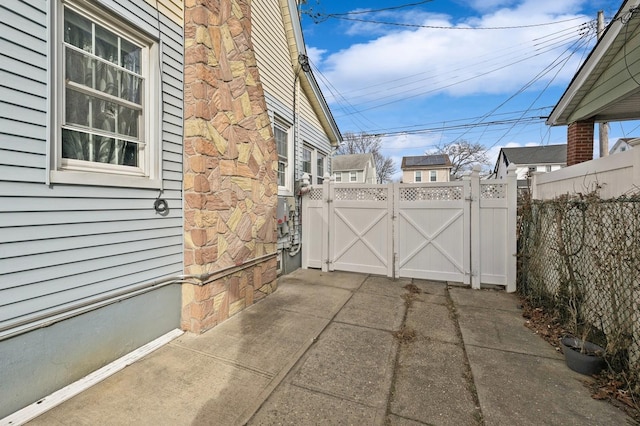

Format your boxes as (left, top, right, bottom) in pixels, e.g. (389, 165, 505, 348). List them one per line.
(50, 0, 161, 188)
(302, 145, 312, 183)
(414, 171, 422, 183)
(316, 152, 325, 184)
(334, 172, 342, 182)
(275, 118, 292, 194)
(349, 171, 357, 182)
(429, 170, 437, 182)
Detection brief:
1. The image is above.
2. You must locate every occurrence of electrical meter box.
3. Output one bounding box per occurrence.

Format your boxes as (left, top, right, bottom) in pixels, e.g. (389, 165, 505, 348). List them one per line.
(277, 197, 288, 225)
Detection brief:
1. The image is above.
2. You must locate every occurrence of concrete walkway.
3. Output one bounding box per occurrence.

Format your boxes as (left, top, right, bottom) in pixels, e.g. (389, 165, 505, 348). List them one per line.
(25, 269, 628, 425)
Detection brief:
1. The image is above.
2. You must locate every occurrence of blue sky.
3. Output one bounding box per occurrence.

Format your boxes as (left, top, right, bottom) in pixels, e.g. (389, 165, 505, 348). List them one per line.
(300, 0, 637, 178)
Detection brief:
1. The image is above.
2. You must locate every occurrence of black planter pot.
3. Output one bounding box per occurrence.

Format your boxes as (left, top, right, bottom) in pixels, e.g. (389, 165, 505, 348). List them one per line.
(560, 336, 605, 376)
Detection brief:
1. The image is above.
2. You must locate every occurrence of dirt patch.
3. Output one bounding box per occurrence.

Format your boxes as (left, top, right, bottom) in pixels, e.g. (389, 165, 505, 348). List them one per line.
(401, 284, 422, 308)
(403, 284, 421, 294)
(393, 326, 417, 344)
(520, 300, 567, 352)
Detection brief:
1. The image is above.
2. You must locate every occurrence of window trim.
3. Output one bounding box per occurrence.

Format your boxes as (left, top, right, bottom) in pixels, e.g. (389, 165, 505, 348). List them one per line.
(50, 0, 161, 189)
(349, 171, 357, 182)
(302, 145, 312, 183)
(414, 171, 422, 183)
(274, 118, 292, 194)
(429, 170, 437, 182)
(334, 172, 342, 182)
(316, 152, 325, 184)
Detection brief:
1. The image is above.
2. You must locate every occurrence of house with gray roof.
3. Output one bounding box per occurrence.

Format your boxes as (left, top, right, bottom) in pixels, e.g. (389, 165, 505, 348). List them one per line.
(332, 153, 377, 184)
(609, 138, 638, 155)
(494, 144, 567, 180)
(401, 154, 452, 183)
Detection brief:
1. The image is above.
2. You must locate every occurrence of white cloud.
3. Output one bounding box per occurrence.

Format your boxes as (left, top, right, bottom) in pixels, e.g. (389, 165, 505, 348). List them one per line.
(314, 0, 593, 106)
(306, 46, 327, 68)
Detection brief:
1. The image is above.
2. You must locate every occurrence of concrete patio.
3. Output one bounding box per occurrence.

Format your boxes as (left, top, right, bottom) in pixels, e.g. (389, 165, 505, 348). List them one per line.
(19, 269, 628, 425)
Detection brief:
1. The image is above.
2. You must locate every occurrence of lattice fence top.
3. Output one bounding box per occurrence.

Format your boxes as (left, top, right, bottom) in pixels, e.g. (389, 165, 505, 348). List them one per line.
(480, 183, 507, 199)
(308, 188, 323, 200)
(400, 185, 463, 201)
(334, 187, 388, 201)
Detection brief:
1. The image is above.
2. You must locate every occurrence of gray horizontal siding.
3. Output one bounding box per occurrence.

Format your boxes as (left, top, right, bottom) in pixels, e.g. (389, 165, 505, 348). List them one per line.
(0, 217, 182, 243)
(264, 91, 333, 181)
(0, 0, 184, 333)
(1, 259, 183, 323)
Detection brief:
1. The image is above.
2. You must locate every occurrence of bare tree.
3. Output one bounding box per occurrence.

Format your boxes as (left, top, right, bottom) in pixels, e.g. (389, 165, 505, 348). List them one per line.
(434, 140, 489, 179)
(337, 132, 396, 183)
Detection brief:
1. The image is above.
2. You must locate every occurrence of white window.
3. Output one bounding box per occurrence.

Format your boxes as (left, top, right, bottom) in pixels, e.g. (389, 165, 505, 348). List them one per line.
(316, 153, 325, 184)
(302, 145, 312, 183)
(349, 171, 357, 182)
(275, 120, 290, 190)
(429, 170, 437, 182)
(52, 0, 160, 187)
(415, 171, 422, 182)
(334, 173, 342, 182)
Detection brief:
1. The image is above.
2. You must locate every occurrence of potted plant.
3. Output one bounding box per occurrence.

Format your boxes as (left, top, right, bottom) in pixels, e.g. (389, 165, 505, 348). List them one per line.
(560, 334, 605, 376)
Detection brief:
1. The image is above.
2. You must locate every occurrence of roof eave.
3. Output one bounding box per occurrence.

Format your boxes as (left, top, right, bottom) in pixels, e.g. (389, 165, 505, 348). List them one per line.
(284, 0, 342, 146)
(547, 0, 640, 126)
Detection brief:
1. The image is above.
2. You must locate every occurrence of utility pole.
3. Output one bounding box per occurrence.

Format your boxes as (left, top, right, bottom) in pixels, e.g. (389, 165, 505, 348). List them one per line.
(598, 10, 609, 157)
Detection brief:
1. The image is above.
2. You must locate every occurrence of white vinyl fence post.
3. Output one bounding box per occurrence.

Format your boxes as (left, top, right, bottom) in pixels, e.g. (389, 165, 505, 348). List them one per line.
(530, 172, 539, 200)
(390, 182, 398, 279)
(322, 173, 331, 272)
(470, 166, 481, 290)
(301, 176, 309, 269)
(506, 164, 518, 293)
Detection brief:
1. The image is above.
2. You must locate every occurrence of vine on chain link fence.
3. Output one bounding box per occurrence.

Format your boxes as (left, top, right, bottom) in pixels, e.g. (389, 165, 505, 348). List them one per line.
(517, 190, 640, 401)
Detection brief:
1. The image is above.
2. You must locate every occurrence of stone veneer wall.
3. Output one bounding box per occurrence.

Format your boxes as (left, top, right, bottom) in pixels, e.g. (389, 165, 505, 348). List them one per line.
(183, 0, 278, 333)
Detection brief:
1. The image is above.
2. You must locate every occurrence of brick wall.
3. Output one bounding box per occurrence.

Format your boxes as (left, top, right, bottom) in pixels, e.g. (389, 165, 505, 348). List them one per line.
(567, 121, 594, 166)
(182, 0, 278, 334)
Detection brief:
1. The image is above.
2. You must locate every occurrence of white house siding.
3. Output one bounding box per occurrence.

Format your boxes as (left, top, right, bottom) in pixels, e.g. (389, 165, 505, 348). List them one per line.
(252, 0, 295, 108)
(0, 0, 183, 417)
(252, 0, 333, 274)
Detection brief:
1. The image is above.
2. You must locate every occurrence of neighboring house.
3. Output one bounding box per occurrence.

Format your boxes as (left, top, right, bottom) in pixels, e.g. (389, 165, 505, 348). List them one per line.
(251, 0, 341, 275)
(401, 154, 452, 183)
(0, 0, 339, 419)
(609, 137, 637, 155)
(493, 144, 567, 180)
(332, 153, 377, 184)
(546, 0, 640, 166)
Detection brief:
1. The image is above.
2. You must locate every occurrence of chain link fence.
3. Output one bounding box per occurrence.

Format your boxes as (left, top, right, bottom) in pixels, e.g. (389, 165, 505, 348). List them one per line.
(518, 194, 640, 386)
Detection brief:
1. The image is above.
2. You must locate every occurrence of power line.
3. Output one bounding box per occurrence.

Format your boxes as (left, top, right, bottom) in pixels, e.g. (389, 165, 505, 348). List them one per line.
(323, 22, 594, 113)
(373, 116, 546, 139)
(360, 106, 554, 133)
(321, 15, 587, 30)
(320, 0, 434, 18)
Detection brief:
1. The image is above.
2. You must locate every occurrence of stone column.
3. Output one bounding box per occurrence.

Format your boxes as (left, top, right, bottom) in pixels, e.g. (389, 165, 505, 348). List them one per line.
(182, 0, 278, 333)
(567, 120, 594, 166)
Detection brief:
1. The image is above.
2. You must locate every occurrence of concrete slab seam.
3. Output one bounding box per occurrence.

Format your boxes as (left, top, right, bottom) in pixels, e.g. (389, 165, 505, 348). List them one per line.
(462, 343, 564, 362)
(242, 288, 359, 424)
(446, 288, 485, 424)
(384, 280, 414, 422)
(236, 331, 327, 425)
(283, 381, 384, 409)
(168, 343, 275, 379)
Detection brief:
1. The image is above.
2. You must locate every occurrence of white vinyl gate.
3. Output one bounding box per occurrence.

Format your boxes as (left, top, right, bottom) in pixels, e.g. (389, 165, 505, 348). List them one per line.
(302, 166, 517, 292)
